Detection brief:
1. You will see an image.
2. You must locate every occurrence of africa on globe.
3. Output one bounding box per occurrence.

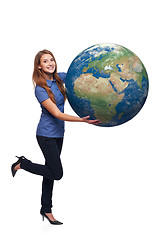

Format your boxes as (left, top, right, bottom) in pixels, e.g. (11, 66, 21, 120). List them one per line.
(65, 43, 149, 127)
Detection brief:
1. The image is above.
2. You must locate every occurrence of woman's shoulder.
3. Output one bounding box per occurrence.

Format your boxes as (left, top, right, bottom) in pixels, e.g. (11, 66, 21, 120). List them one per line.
(35, 85, 46, 94)
(35, 84, 44, 91)
(35, 85, 49, 103)
(58, 72, 67, 83)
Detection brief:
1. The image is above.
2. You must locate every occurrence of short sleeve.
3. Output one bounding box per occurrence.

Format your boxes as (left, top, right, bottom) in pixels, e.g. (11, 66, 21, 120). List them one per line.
(58, 72, 67, 83)
(35, 85, 49, 103)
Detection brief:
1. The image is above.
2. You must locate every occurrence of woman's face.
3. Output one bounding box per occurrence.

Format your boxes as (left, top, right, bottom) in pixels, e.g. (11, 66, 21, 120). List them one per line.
(39, 54, 56, 74)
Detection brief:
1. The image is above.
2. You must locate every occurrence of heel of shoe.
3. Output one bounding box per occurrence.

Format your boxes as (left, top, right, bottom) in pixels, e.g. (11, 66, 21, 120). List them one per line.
(40, 209, 44, 221)
(11, 156, 26, 177)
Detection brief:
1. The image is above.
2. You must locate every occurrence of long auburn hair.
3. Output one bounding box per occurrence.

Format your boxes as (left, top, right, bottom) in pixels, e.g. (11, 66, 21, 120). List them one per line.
(32, 49, 66, 104)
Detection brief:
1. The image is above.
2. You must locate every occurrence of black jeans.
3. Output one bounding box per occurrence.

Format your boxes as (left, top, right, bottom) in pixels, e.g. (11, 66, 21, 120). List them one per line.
(20, 136, 63, 213)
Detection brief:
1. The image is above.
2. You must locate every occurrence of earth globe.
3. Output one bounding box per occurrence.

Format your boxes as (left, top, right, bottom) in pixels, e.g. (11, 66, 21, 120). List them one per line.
(65, 43, 149, 127)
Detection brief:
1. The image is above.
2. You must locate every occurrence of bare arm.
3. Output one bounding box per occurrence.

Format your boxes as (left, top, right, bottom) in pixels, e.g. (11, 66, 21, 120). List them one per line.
(42, 98, 100, 124)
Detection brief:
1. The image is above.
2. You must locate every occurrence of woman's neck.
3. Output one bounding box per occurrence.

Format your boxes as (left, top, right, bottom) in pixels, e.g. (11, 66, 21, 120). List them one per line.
(43, 72, 53, 81)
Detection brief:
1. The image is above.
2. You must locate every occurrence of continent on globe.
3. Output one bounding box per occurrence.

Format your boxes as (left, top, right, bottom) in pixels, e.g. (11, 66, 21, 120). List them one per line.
(74, 73, 124, 123)
(66, 43, 149, 127)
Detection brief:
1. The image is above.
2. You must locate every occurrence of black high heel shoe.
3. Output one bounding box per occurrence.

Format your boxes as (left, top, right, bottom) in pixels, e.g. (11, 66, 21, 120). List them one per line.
(40, 209, 63, 225)
(11, 156, 26, 177)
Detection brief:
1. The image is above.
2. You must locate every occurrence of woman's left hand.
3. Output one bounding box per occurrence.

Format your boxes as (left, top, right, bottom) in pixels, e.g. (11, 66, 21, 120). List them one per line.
(81, 116, 101, 125)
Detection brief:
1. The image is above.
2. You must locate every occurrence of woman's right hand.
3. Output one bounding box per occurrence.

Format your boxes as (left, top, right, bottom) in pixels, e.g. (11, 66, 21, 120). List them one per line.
(81, 116, 101, 125)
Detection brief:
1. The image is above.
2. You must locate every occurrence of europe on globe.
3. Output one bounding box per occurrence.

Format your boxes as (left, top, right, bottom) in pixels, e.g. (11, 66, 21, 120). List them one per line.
(65, 43, 149, 127)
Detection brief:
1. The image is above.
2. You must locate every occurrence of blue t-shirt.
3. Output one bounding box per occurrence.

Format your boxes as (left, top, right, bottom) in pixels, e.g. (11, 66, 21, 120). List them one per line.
(35, 72, 67, 138)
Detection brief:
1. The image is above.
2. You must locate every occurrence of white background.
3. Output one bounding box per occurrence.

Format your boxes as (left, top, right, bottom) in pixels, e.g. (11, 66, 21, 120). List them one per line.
(0, 0, 159, 239)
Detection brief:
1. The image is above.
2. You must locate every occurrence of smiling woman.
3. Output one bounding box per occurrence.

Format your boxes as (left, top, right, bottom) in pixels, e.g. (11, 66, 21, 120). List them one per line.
(11, 49, 100, 225)
(32, 49, 66, 104)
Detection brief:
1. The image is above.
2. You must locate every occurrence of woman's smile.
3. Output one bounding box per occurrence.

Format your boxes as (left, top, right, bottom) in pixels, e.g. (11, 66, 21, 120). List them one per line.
(47, 66, 55, 71)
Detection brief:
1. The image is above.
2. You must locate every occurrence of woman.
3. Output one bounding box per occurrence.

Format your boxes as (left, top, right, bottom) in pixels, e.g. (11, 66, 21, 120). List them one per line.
(11, 49, 99, 225)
